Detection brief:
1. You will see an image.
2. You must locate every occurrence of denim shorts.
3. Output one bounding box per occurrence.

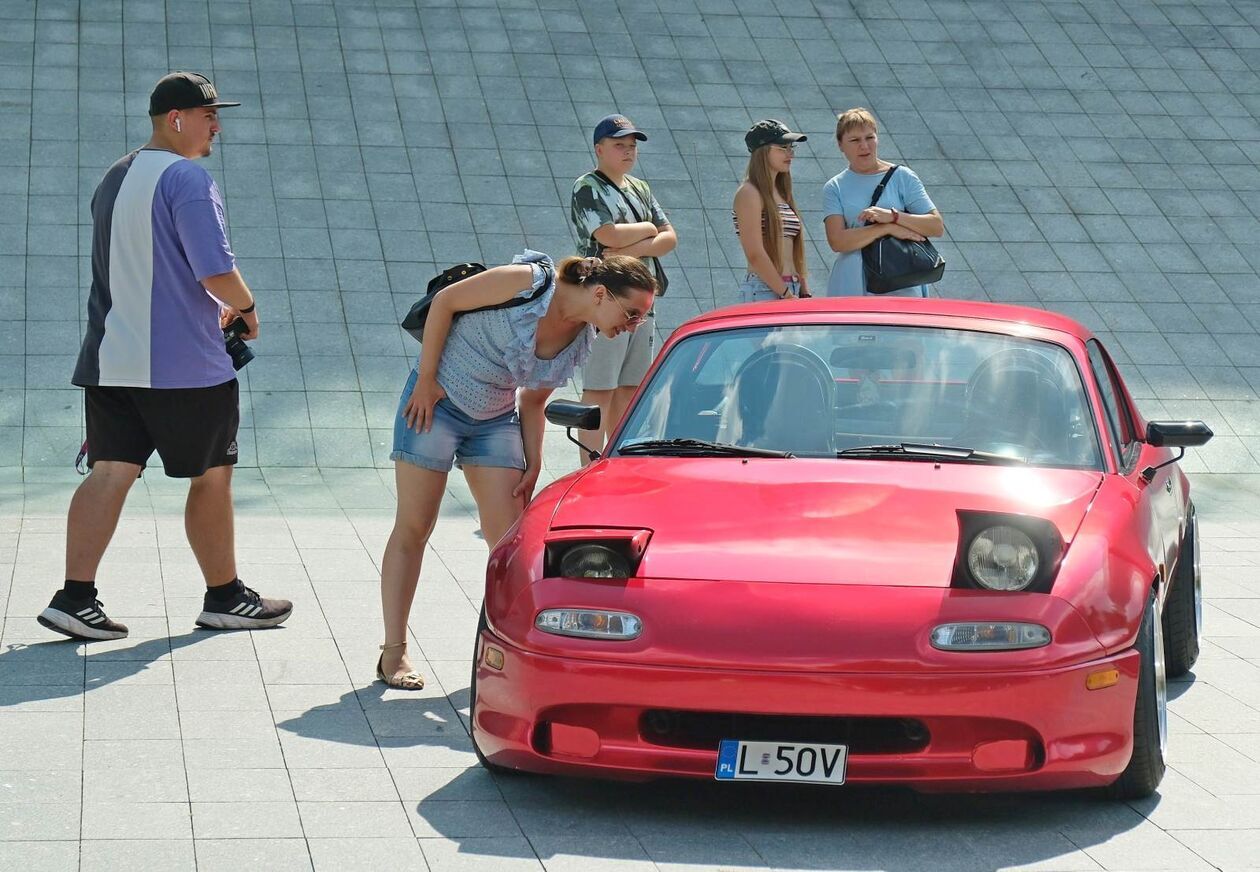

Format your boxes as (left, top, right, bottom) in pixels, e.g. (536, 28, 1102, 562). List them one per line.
(390, 369, 525, 473)
(739, 273, 802, 303)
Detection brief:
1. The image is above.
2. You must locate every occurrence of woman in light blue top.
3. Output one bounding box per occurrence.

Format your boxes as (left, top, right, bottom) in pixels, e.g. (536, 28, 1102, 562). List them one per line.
(378, 250, 657, 689)
(822, 108, 946, 297)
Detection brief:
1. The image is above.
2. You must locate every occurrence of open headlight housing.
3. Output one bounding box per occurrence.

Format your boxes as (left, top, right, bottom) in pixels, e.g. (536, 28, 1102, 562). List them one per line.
(968, 525, 1039, 590)
(953, 512, 1063, 593)
(544, 528, 651, 579)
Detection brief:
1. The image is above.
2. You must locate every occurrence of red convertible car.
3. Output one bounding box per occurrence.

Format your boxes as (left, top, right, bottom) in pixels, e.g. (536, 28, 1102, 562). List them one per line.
(470, 298, 1212, 797)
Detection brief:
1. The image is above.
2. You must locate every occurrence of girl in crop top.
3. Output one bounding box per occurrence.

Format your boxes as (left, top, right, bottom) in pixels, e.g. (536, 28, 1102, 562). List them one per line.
(731, 119, 812, 303)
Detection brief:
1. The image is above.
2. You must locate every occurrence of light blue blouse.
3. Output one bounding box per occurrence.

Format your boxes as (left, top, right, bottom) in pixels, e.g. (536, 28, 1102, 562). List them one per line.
(822, 165, 937, 298)
(435, 250, 594, 420)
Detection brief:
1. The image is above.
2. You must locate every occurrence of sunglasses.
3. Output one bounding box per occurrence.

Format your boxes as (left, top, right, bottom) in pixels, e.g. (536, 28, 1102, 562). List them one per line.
(610, 292, 647, 327)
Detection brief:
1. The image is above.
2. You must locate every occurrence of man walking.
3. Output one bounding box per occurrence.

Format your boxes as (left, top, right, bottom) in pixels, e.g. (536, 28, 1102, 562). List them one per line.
(38, 71, 292, 641)
(571, 114, 677, 461)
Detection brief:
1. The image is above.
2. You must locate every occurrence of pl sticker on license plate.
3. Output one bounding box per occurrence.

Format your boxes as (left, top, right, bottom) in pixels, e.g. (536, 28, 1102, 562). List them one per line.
(715, 739, 848, 784)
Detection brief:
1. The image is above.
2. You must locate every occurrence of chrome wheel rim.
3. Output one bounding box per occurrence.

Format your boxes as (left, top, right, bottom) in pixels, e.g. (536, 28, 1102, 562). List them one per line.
(1193, 514, 1203, 640)
(1153, 599, 1169, 759)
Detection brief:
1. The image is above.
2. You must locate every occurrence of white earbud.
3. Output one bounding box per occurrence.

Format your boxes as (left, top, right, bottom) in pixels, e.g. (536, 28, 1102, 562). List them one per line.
(174, 117, 182, 133)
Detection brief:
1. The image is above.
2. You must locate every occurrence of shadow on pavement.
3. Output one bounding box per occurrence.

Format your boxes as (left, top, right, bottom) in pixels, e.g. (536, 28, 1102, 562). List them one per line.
(0, 631, 219, 706)
(417, 765, 1156, 871)
(273, 676, 1156, 871)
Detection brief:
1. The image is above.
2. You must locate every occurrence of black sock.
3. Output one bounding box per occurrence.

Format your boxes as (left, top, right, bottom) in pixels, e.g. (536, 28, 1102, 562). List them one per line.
(63, 579, 97, 601)
(208, 578, 244, 602)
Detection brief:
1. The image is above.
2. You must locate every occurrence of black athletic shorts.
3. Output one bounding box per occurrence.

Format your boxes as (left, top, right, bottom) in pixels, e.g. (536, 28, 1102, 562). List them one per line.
(84, 379, 240, 478)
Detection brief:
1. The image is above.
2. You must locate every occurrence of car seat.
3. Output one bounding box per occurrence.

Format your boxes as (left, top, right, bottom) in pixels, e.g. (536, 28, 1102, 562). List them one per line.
(727, 344, 835, 455)
(958, 351, 1071, 457)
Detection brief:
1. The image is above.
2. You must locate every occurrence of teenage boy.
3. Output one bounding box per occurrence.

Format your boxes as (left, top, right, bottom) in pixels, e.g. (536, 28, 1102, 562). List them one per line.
(570, 114, 677, 462)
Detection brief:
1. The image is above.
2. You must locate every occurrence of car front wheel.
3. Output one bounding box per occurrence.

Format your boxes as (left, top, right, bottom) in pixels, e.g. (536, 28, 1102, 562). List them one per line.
(1108, 589, 1167, 799)
(1162, 508, 1201, 678)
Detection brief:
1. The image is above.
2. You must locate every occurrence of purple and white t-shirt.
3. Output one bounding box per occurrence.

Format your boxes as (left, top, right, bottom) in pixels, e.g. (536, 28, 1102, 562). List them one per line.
(73, 149, 238, 389)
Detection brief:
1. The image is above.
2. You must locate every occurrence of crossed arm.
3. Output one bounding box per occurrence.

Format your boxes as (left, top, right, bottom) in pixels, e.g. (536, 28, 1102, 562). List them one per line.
(594, 221, 677, 259)
(824, 208, 944, 253)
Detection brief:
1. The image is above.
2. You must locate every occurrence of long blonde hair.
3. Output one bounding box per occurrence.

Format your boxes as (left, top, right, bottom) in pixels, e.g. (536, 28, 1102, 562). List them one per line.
(746, 146, 805, 277)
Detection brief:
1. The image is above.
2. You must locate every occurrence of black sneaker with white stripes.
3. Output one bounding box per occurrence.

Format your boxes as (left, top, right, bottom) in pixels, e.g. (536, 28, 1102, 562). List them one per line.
(195, 583, 293, 630)
(38, 591, 129, 641)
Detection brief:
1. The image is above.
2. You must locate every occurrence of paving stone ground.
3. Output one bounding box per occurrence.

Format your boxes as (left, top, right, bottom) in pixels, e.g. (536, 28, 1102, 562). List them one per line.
(3, 0, 1260, 869)
(1, 468, 1260, 871)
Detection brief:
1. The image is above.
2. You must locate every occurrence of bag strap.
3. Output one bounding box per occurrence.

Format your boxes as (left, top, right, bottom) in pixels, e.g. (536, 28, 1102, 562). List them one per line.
(468, 261, 554, 313)
(592, 169, 648, 225)
(588, 170, 668, 295)
(505, 261, 553, 309)
(867, 165, 900, 209)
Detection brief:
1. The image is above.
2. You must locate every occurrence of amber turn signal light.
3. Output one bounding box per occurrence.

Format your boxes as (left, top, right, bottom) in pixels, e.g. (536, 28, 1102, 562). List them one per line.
(1085, 668, 1119, 690)
(483, 646, 504, 670)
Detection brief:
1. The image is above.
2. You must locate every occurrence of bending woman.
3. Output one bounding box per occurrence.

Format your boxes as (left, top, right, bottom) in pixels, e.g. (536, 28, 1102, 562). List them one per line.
(732, 119, 811, 302)
(378, 251, 657, 689)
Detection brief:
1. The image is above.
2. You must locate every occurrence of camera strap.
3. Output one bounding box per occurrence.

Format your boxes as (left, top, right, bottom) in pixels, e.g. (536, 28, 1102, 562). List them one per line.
(75, 440, 89, 475)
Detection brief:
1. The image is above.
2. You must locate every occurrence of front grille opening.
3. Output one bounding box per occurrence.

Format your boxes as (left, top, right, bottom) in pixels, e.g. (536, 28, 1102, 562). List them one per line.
(640, 709, 930, 755)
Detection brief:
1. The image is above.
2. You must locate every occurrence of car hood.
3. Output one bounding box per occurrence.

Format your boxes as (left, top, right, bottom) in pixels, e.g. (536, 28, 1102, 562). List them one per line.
(549, 458, 1103, 586)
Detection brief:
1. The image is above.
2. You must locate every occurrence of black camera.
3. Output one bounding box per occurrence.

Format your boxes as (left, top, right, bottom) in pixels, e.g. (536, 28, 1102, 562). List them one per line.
(223, 317, 256, 371)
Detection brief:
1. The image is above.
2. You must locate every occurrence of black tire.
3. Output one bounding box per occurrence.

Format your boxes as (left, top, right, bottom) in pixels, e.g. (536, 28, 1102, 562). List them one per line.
(1162, 508, 1201, 678)
(469, 606, 518, 776)
(1108, 590, 1167, 799)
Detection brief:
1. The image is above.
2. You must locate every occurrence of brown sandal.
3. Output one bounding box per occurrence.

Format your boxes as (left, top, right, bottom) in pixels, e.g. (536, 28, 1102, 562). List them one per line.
(376, 641, 425, 690)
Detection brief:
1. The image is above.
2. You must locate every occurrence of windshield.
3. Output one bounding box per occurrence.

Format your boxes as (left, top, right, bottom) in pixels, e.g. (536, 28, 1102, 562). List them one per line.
(614, 324, 1103, 469)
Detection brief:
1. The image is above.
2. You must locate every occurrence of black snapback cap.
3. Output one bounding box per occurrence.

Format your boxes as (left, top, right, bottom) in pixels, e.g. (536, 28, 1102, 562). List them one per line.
(149, 72, 241, 116)
(745, 119, 807, 153)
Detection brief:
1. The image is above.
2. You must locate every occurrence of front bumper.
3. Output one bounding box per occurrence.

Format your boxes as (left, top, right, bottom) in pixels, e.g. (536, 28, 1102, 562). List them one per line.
(472, 631, 1140, 792)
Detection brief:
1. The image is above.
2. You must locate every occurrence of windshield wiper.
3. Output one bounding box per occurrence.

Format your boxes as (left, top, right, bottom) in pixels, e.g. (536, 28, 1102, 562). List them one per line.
(836, 442, 1026, 465)
(618, 438, 793, 458)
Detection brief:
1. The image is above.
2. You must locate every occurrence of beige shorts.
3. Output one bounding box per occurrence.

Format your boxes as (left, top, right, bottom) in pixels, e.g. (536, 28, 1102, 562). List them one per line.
(581, 314, 657, 391)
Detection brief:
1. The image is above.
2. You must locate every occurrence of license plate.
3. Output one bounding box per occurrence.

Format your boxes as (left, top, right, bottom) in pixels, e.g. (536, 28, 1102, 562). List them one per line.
(715, 739, 848, 784)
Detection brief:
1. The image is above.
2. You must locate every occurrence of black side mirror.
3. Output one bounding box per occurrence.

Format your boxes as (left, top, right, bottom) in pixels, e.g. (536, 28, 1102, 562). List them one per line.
(546, 400, 601, 431)
(546, 400, 602, 461)
(1140, 420, 1213, 482)
(1145, 420, 1214, 448)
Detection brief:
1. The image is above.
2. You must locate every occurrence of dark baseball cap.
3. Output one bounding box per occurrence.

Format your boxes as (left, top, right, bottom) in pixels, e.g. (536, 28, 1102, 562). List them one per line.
(593, 114, 647, 144)
(745, 119, 807, 153)
(149, 72, 241, 116)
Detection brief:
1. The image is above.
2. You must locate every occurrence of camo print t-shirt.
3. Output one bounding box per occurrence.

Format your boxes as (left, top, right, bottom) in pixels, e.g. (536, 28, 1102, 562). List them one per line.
(570, 172, 669, 272)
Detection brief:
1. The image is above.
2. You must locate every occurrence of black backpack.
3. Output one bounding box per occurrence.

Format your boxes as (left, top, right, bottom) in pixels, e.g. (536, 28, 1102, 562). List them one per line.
(401, 262, 553, 341)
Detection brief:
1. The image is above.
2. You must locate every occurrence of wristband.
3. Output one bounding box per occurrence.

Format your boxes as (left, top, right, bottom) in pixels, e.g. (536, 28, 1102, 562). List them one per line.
(238, 302, 256, 314)
(891, 208, 900, 224)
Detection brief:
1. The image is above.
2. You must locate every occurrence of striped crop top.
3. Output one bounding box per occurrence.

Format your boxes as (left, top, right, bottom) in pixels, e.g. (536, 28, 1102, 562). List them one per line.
(732, 201, 802, 238)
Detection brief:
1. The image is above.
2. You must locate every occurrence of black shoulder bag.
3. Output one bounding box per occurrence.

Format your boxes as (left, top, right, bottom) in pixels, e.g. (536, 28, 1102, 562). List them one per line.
(861, 165, 945, 294)
(401, 261, 553, 342)
(591, 170, 669, 296)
